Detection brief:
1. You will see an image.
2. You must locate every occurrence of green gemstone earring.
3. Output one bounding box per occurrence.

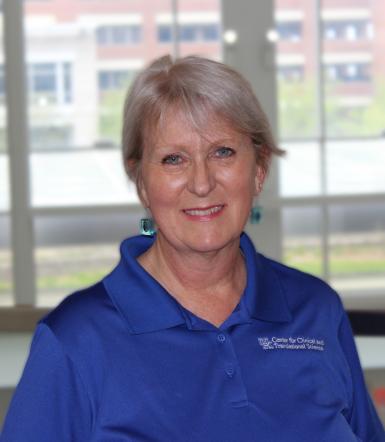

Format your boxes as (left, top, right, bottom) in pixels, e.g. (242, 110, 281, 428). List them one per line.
(249, 205, 263, 224)
(140, 217, 155, 236)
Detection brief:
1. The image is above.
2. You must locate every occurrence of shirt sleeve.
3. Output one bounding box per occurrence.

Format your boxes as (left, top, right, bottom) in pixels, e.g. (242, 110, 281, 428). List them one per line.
(0, 323, 93, 442)
(338, 308, 385, 442)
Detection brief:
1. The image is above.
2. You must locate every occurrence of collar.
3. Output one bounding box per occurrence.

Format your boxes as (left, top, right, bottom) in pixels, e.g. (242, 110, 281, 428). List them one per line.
(103, 233, 292, 334)
(240, 233, 292, 324)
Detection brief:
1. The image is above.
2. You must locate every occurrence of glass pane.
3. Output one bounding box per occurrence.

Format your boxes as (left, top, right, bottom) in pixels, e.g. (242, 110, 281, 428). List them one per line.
(0, 153, 9, 212)
(329, 203, 385, 295)
(323, 2, 385, 137)
(24, 0, 173, 205)
(357, 338, 385, 426)
(177, 0, 222, 59)
(275, 0, 318, 139)
(279, 141, 321, 197)
(30, 149, 138, 207)
(35, 210, 143, 307)
(0, 9, 12, 305)
(327, 139, 385, 195)
(282, 206, 323, 277)
(0, 6, 8, 212)
(0, 215, 12, 307)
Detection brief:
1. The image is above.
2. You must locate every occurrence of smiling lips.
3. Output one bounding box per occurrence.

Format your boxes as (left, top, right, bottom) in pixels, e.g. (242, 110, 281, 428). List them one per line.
(183, 204, 225, 220)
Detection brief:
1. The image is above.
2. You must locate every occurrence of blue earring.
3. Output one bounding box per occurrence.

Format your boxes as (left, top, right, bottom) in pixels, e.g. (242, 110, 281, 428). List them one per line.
(140, 217, 155, 236)
(249, 205, 263, 224)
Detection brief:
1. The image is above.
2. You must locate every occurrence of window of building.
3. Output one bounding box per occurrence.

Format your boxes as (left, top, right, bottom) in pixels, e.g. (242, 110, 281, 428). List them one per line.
(278, 65, 304, 82)
(326, 63, 371, 83)
(158, 25, 173, 42)
(98, 70, 135, 92)
(29, 63, 56, 102)
(323, 20, 370, 41)
(158, 23, 219, 43)
(277, 21, 302, 41)
(96, 25, 142, 45)
(28, 62, 73, 106)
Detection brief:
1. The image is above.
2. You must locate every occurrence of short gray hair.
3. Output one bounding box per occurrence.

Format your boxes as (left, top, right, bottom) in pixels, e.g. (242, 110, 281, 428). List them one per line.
(122, 55, 283, 185)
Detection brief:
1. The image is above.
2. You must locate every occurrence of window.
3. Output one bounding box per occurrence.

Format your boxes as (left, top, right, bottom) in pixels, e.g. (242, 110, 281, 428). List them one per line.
(98, 70, 135, 92)
(158, 23, 220, 43)
(1, 0, 220, 307)
(29, 63, 56, 104)
(0, 65, 5, 99)
(5, 0, 382, 312)
(325, 63, 371, 83)
(275, 0, 385, 303)
(96, 25, 142, 45)
(158, 25, 173, 42)
(28, 62, 73, 106)
(30, 126, 73, 151)
(323, 20, 371, 41)
(277, 21, 302, 41)
(278, 65, 304, 82)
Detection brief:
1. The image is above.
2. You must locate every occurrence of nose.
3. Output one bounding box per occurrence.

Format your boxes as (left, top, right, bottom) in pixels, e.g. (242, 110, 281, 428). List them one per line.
(187, 158, 216, 197)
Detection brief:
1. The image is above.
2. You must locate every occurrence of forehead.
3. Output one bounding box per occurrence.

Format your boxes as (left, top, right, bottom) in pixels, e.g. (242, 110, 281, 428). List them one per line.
(144, 106, 247, 148)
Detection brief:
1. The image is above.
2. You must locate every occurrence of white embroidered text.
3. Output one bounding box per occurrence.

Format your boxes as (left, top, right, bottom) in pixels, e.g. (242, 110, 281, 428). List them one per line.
(258, 336, 325, 352)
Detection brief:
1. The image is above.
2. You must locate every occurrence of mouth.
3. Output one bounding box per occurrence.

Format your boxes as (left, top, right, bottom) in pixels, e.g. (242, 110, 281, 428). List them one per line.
(182, 204, 225, 219)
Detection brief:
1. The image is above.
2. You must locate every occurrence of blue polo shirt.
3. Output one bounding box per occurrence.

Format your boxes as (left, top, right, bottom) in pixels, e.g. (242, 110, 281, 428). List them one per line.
(1, 233, 384, 441)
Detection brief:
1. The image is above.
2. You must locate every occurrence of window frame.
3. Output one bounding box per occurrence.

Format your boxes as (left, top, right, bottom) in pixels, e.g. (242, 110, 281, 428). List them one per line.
(1, 0, 384, 319)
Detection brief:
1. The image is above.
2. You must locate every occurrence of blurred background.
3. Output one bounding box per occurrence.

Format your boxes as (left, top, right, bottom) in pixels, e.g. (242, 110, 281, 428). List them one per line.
(0, 0, 384, 428)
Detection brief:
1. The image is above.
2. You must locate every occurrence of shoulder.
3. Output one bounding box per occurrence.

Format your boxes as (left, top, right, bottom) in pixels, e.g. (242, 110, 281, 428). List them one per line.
(42, 281, 110, 332)
(259, 253, 344, 317)
(39, 281, 124, 359)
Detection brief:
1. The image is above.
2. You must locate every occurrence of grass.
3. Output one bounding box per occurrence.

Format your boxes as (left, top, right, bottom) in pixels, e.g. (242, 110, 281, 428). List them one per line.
(1, 242, 385, 296)
(285, 243, 385, 277)
(37, 269, 110, 290)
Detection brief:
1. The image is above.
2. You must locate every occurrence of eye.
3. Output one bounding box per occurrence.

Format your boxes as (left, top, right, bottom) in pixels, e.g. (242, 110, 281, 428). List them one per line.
(162, 154, 183, 165)
(214, 146, 235, 158)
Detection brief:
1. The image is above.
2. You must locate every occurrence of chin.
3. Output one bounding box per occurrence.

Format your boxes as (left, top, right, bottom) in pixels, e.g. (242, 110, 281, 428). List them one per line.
(182, 232, 241, 254)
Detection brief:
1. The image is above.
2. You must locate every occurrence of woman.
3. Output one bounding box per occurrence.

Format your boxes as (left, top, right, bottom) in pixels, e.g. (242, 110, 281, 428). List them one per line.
(1, 55, 384, 441)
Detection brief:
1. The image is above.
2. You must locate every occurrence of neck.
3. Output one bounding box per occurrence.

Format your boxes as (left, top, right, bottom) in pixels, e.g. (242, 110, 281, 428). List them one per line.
(138, 233, 246, 305)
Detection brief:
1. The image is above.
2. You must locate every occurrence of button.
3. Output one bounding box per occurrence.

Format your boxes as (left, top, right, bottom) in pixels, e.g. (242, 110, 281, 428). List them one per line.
(217, 333, 226, 343)
(225, 367, 235, 378)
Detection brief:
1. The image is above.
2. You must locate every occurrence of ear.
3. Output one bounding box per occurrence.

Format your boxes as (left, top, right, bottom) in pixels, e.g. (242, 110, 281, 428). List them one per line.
(136, 172, 150, 208)
(254, 165, 266, 196)
(126, 159, 150, 208)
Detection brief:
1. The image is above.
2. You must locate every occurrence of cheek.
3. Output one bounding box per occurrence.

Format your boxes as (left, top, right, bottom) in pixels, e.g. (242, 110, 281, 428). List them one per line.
(143, 172, 186, 209)
(220, 163, 257, 196)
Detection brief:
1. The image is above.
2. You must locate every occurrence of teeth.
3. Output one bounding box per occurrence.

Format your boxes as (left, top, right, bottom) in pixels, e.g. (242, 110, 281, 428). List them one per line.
(185, 206, 223, 216)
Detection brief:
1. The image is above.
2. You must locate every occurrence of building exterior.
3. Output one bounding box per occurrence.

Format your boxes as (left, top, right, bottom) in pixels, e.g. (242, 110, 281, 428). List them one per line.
(276, 0, 385, 137)
(0, 0, 383, 150)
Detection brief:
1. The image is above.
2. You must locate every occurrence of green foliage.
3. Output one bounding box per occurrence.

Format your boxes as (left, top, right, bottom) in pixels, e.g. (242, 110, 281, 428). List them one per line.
(278, 79, 318, 139)
(360, 80, 385, 136)
(98, 90, 126, 145)
(37, 269, 109, 290)
(325, 79, 385, 137)
(285, 243, 385, 277)
(278, 78, 385, 139)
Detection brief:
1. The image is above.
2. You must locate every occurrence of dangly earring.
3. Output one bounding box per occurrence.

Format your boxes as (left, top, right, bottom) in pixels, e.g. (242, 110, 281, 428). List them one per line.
(140, 209, 155, 236)
(250, 176, 264, 224)
(249, 205, 263, 224)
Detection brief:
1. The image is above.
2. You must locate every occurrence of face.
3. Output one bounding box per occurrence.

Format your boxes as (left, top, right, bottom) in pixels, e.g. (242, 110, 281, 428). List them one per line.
(137, 109, 265, 255)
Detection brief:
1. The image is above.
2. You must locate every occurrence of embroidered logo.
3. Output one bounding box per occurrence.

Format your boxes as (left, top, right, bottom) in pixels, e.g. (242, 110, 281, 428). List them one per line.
(257, 336, 325, 352)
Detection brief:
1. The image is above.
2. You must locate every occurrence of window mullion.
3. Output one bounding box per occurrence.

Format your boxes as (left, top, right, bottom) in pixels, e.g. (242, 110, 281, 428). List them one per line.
(222, 0, 282, 260)
(171, 0, 179, 58)
(314, 0, 330, 282)
(4, 0, 36, 306)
